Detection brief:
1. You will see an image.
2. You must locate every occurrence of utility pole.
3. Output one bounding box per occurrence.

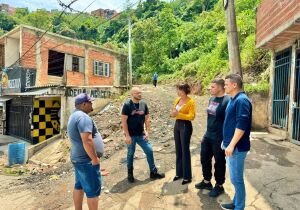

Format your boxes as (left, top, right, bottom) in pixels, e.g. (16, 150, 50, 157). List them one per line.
(128, 17, 133, 86)
(224, 0, 242, 76)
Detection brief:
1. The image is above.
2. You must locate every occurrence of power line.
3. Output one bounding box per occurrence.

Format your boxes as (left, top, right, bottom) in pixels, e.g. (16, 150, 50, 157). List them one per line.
(5, 0, 139, 77)
(12, 0, 138, 67)
(8, 0, 79, 68)
(6, 0, 97, 69)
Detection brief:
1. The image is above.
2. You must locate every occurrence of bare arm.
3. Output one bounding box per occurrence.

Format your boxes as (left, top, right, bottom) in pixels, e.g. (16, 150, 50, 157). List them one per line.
(121, 115, 132, 144)
(144, 114, 150, 140)
(225, 128, 245, 157)
(80, 132, 99, 165)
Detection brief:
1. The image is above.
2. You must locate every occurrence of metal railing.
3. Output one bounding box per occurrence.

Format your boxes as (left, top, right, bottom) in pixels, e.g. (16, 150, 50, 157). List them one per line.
(272, 49, 291, 129)
(292, 51, 300, 143)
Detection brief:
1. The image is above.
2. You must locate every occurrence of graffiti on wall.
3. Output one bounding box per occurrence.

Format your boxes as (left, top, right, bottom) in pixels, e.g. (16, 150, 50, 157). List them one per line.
(1, 67, 36, 94)
(66, 88, 111, 98)
(1, 68, 8, 89)
(32, 97, 61, 144)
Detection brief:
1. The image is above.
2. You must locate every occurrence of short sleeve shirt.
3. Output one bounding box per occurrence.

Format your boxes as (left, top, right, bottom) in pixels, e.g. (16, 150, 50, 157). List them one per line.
(205, 95, 230, 140)
(67, 109, 93, 163)
(121, 99, 149, 136)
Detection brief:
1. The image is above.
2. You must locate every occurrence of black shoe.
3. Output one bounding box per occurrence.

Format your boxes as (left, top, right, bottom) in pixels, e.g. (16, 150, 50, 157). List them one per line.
(209, 184, 224, 197)
(195, 180, 213, 190)
(150, 168, 165, 179)
(173, 176, 182, 181)
(182, 179, 192, 185)
(128, 168, 135, 183)
(220, 203, 235, 210)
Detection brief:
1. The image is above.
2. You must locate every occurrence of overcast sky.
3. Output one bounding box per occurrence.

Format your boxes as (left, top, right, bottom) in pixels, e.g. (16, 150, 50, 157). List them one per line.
(0, 0, 170, 12)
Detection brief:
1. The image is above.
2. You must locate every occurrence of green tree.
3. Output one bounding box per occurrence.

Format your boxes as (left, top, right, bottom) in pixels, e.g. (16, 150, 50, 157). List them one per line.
(132, 17, 164, 75)
(13, 8, 29, 20)
(23, 9, 53, 30)
(0, 12, 17, 31)
(158, 6, 180, 59)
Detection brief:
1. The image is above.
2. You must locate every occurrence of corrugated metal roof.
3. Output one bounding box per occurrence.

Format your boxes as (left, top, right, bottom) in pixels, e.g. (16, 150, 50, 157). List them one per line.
(6, 88, 50, 96)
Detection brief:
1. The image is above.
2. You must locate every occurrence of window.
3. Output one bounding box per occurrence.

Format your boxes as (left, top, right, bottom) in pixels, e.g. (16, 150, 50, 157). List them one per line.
(72, 56, 79, 72)
(48, 50, 64, 76)
(104, 63, 110, 77)
(93, 60, 110, 77)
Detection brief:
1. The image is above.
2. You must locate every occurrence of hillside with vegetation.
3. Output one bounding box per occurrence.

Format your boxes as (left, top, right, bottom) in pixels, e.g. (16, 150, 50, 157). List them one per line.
(0, 0, 269, 93)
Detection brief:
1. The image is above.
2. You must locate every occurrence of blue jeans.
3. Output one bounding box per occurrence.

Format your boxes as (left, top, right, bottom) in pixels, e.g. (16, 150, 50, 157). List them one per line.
(127, 136, 156, 172)
(225, 148, 248, 210)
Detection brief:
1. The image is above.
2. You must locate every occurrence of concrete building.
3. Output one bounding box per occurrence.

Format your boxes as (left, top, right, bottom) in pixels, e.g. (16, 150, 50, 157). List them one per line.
(91, 8, 118, 19)
(0, 4, 15, 15)
(256, 0, 300, 145)
(0, 25, 128, 144)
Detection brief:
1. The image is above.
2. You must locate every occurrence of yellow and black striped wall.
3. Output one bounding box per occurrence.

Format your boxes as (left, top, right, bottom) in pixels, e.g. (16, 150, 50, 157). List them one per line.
(32, 97, 61, 144)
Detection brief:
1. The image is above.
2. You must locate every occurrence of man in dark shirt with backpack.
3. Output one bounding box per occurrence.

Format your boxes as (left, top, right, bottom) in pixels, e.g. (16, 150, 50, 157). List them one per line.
(195, 79, 230, 197)
(121, 87, 165, 183)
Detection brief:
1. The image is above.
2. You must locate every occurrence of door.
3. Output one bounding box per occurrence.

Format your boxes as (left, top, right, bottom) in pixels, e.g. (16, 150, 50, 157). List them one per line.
(292, 50, 300, 145)
(6, 97, 33, 142)
(271, 49, 291, 129)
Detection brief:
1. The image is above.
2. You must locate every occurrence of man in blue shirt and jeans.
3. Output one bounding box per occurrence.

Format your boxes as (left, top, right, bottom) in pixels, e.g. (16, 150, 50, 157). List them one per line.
(68, 93, 108, 210)
(220, 74, 252, 210)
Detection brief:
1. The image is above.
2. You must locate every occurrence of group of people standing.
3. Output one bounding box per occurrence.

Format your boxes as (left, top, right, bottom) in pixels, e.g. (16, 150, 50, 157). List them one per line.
(67, 73, 252, 210)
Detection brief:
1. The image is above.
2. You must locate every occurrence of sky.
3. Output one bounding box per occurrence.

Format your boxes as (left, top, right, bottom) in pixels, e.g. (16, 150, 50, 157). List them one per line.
(0, 0, 170, 13)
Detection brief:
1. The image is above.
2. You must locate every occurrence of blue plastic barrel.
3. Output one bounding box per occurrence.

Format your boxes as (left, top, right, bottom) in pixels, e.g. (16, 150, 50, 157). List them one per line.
(8, 143, 27, 166)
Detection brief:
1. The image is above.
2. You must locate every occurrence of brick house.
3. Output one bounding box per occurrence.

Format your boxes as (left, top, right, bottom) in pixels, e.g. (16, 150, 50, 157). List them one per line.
(91, 8, 118, 19)
(0, 4, 16, 15)
(256, 0, 300, 145)
(0, 25, 128, 144)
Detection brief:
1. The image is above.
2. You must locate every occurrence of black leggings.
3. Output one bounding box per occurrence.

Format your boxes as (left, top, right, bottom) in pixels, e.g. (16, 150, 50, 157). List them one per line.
(174, 120, 193, 180)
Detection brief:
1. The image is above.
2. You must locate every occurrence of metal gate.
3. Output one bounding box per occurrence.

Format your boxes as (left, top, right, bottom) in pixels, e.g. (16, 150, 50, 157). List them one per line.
(272, 49, 291, 129)
(6, 97, 33, 142)
(292, 50, 300, 145)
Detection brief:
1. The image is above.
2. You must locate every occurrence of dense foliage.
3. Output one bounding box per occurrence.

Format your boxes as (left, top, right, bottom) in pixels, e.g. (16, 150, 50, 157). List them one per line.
(0, 0, 270, 91)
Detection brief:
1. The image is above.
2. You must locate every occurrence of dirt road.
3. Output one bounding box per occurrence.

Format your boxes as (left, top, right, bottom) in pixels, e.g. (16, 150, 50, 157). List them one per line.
(1, 85, 300, 210)
(0, 84, 208, 210)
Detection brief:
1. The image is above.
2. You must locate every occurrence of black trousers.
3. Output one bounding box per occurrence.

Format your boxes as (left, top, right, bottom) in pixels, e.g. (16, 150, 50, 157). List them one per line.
(200, 136, 226, 185)
(174, 120, 193, 180)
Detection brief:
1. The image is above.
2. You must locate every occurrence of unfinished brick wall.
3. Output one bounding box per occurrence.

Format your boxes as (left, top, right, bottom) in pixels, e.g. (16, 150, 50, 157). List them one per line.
(256, 0, 300, 46)
(40, 37, 85, 86)
(21, 31, 36, 69)
(21, 28, 86, 86)
(66, 71, 85, 86)
(20, 27, 118, 87)
(88, 50, 115, 86)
